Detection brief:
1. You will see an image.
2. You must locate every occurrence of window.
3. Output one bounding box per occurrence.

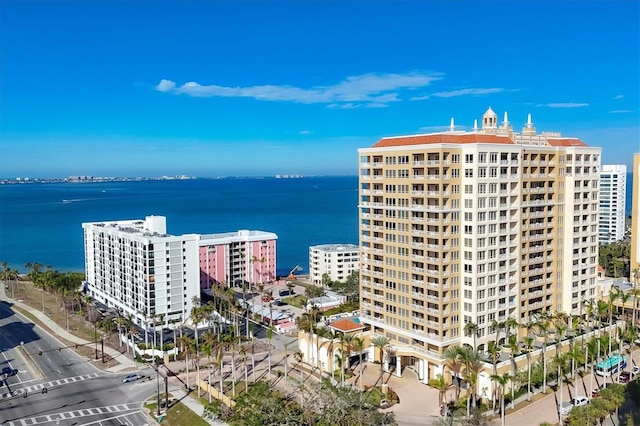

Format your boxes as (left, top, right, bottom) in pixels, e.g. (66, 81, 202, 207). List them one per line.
(465, 169, 474, 178)
(465, 154, 474, 163)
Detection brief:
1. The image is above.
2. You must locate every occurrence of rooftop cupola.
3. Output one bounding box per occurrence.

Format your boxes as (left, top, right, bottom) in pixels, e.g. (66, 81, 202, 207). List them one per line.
(482, 106, 497, 129)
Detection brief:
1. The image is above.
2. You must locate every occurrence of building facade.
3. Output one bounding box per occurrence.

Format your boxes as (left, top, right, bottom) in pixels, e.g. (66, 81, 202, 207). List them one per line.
(83, 215, 200, 329)
(358, 107, 601, 384)
(309, 243, 359, 285)
(599, 164, 627, 244)
(630, 154, 640, 280)
(199, 230, 277, 291)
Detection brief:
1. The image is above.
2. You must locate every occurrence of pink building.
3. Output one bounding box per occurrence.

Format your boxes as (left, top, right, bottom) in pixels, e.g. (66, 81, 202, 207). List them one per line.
(199, 229, 277, 292)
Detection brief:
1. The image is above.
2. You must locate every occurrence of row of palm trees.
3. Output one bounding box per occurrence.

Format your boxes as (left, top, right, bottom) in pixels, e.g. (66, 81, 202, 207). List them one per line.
(297, 308, 371, 389)
(442, 301, 640, 421)
(3, 261, 91, 330)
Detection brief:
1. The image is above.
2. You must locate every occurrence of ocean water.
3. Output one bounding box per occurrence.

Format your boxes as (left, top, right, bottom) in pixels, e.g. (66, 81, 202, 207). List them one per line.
(0, 173, 634, 275)
(0, 176, 359, 276)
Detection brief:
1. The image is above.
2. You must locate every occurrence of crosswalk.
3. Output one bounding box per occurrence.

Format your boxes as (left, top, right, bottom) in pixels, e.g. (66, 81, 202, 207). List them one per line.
(1, 372, 102, 399)
(5, 402, 141, 426)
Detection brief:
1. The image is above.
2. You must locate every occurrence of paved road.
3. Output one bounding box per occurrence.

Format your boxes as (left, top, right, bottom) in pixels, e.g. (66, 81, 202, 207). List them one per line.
(0, 299, 158, 426)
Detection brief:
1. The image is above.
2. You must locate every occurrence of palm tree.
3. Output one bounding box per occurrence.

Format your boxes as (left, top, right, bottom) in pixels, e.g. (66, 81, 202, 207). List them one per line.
(338, 333, 347, 385)
(487, 340, 500, 409)
(343, 333, 355, 373)
(239, 345, 249, 393)
(223, 327, 238, 396)
(266, 326, 274, 387)
(371, 335, 391, 387)
(492, 319, 505, 345)
(181, 334, 193, 390)
(214, 346, 224, 396)
(567, 343, 585, 397)
(286, 280, 295, 296)
(443, 346, 463, 402)
(552, 352, 567, 422)
(201, 339, 213, 401)
(607, 288, 620, 356)
(459, 346, 483, 417)
(617, 290, 632, 323)
(534, 313, 551, 393)
(632, 268, 640, 327)
(429, 374, 450, 408)
(490, 372, 511, 426)
(503, 317, 520, 348)
(464, 321, 479, 350)
(352, 336, 365, 390)
(505, 335, 519, 408)
(522, 336, 534, 401)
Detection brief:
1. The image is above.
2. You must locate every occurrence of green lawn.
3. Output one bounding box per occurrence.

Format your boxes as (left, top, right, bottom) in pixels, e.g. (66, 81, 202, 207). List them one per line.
(145, 399, 209, 426)
(282, 295, 307, 309)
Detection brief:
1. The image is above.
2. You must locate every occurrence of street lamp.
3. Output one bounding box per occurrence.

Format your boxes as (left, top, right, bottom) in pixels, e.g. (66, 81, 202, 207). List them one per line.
(156, 366, 161, 416)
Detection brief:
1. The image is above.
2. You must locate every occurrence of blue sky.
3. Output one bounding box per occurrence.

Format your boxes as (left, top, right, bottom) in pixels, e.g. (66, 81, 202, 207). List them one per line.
(1, 1, 638, 178)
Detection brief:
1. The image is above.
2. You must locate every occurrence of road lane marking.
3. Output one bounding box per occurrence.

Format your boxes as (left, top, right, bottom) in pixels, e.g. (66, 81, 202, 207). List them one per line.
(5, 403, 142, 426)
(1, 372, 102, 399)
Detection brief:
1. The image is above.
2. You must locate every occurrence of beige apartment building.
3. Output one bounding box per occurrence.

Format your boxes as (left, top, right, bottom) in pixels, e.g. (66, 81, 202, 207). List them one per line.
(630, 154, 640, 279)
(358, 107, 602, 384)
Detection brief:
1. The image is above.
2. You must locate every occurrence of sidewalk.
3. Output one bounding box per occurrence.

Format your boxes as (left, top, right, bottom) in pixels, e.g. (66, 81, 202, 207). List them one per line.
(499, 348, 640, 426)
(1, 282, 136, 373)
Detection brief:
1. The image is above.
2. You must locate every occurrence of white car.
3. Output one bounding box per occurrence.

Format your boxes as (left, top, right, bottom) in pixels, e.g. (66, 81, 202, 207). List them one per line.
(122, 374, 141, 383)
(559, 396, 589, 415)
(632, 365, 639, 375)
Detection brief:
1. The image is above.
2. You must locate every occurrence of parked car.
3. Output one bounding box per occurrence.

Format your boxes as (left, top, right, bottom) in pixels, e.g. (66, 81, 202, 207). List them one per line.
(559, 396, 589, 415)
(261, 295, 273, 302)
(592, 382, 614, 398)
(122, 374, 141, 383)
(620, 371, 632, 383)
(273, 299, 287, 306)
(1, 366, 15, 377)
(279, 289, 294, 297)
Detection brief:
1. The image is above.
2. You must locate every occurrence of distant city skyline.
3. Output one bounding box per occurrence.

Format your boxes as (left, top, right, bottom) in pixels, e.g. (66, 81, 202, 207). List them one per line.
(1, 1, 638, 178)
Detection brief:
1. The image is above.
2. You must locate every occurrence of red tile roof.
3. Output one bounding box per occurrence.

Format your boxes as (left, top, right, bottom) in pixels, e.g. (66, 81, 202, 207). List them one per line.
(373, 133, 515, 148)
(546, 138, 588, 147)
(329, 318, 365, 333)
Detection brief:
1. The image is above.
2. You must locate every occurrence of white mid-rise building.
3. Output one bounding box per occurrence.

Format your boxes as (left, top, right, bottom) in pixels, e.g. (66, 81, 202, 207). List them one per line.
(83, 215, 200, 329)
(309, 244, 359, 285)
(599, 164, 627, 244)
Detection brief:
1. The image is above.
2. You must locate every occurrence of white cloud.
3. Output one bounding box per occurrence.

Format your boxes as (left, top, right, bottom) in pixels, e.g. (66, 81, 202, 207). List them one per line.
(155, 71, 443, 107)
(541, 102, 589, 108)
(299, 130, 312, 135)
(614, 95, 624, 100)
(156, 79, 176, 92)
(610, 110, 633, 113)
(430, 88, 505, 98)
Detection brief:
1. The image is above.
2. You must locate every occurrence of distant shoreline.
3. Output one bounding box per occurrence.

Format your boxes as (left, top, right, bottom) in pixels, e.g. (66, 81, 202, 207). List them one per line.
(0, 174, 358, 185)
